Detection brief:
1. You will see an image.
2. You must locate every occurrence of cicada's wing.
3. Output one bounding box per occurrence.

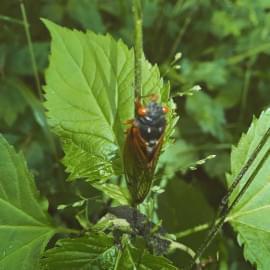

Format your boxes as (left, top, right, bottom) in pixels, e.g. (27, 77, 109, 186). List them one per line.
(123, 126, 163, 205)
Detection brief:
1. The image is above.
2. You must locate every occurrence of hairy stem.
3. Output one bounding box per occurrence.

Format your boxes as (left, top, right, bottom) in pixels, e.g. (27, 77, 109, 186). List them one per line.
(133, 0, 143, 98)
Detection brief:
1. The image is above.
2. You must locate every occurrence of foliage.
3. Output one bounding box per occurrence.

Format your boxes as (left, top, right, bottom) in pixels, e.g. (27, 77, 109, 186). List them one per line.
(0, 135, 55, 270)
(0, 0, 270, 269)
(227, 110, 270, 270)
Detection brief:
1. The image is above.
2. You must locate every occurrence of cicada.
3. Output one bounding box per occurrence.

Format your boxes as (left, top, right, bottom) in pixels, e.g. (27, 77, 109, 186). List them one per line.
(123, 95, 169, 205)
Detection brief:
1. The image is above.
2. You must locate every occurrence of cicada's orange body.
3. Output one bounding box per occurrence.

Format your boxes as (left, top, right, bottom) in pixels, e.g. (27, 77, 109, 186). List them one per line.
(123, 96, 169, 205)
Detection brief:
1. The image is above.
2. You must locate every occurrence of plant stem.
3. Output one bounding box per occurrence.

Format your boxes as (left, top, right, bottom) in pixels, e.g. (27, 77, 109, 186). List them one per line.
(19, 0, 42, 100)
(169, 8, 195, 58)
(56, 227, 81, 235)
(227, 42, 270, 65)
(0, 15, 24, 25)
(169, 240, 200, 267)
(133, 0, 143, 98)
(187, 127, 270, 270)
(175, 223, 212, 239)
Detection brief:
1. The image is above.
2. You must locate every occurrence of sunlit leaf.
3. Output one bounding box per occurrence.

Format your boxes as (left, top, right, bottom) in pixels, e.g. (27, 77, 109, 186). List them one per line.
(43, 19, 175, 183)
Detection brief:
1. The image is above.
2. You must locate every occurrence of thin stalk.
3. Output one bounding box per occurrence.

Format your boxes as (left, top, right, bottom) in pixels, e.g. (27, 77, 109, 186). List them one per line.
(227, 42, 270, 65)
(133, 0, 143, 98)
(175, 223, 212, 239)
(56, 227, 81, 235)
(0, 15, 24, 26)
(19, 0, 42, 100)
(187, 127, 270, 270)
(19, 1, 64, 189)
(169, 8, 195, 58)
(113, 249, 123, 270)
(169, 240, 201, 267)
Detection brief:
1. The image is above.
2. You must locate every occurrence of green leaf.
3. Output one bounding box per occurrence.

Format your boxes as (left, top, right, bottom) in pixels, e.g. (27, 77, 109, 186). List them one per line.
(0, 79, 27, 126)
(41, 233, 117, 270)
(41, 233, 177, 270)
(92, 182, 131, 205)
(186, 92, 226, 140)
(116, 244, 177, 270)
(0, 135, 55, 270)
(42, 19, 175, 182)
(227, 109, 270, 270)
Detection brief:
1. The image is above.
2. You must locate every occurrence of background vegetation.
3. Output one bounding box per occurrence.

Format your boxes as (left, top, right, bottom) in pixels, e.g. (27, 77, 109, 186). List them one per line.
(1, 0, 270, 269)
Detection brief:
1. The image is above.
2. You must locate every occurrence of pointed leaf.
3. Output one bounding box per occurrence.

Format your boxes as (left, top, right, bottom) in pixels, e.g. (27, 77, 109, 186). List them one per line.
(41, 233, 177, 270)
(41, 233, 117, 269)
(0, 135, 55, 270)
(42, 19, 175, 182)
(227, 109, 270, 270)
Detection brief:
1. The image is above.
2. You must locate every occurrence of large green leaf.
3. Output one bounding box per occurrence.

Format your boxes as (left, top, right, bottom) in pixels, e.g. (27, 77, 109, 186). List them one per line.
(41, 233, 177, 270)
(0, 135, 55, 270)
(43, 19, 175, 182)
(41, 233, 117, 270)
(227, 109, 270, 270)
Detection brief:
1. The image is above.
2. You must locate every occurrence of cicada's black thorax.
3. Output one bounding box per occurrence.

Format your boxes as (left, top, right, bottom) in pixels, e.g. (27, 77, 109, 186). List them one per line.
(135, 101, 166, 157)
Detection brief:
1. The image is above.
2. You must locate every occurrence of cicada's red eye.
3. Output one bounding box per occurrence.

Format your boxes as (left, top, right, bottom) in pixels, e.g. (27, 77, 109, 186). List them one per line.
(162, 106, 169, 113)
(137, 106, 148, 116)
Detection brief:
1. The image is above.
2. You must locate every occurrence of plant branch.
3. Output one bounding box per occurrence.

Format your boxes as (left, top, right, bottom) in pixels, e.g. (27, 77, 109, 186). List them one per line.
(227, 42, 270, 65)
(175, 222, 212, 239)
(0, 15, 25, 25)
(56, 227, 81, 235)
(187, 126, 270, 269)
(19, 0, 42, 100)
(133, 0, 143, 98)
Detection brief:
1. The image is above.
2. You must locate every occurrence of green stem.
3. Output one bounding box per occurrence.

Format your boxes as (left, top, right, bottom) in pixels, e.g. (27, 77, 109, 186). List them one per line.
(133, 0, 143, 98)
(56, 227, 81, 235)
(0, 15, 24, 25)
(19, 1, 62, 182)
(169, 7, 195, 58)
(169, 240, 200, 266)
(19, 0, 42, 100)
(228, 42, 270, 65)
(113, 249, 123, 270)
(175, 223, 212, 239)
